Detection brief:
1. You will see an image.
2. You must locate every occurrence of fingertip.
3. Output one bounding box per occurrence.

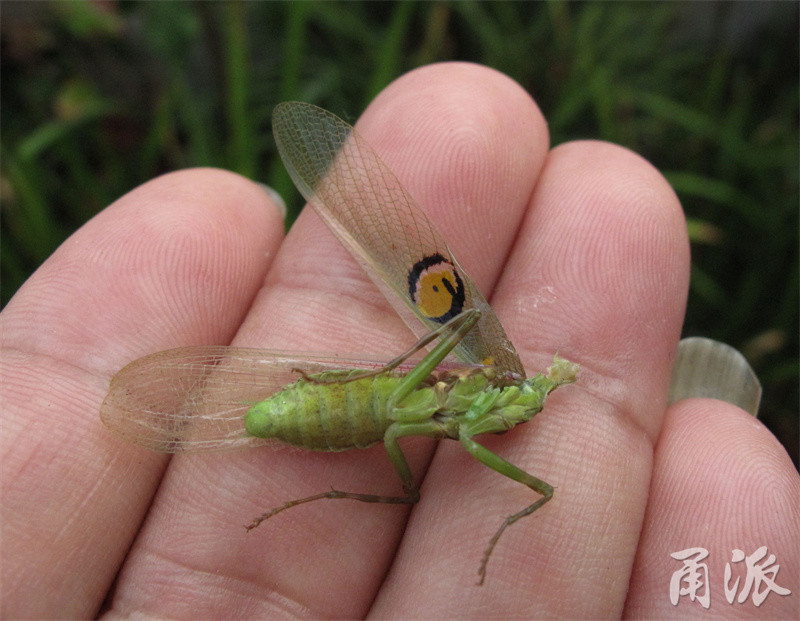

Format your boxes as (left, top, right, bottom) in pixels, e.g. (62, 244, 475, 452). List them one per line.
(626, 399, 799, 616)
(3, 167, 285, 372)
(113, 167, 286, 231)
(500, 139, 690, 437)
(660, 398, 796, 496)
(254, 183, 287, 220)
(354, 62, 550, 291)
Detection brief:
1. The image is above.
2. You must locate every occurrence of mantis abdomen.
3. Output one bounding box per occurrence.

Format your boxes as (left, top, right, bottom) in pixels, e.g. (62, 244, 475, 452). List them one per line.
(245, 371, 404, 451)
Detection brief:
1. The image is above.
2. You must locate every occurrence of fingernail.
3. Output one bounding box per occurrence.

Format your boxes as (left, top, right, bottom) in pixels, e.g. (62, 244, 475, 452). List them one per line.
(668, 337, 762, 417)
(256, 183, 287, 219)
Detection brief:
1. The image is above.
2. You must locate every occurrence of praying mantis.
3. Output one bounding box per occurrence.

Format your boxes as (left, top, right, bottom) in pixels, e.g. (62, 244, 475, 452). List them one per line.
(100, 102, 579, 585)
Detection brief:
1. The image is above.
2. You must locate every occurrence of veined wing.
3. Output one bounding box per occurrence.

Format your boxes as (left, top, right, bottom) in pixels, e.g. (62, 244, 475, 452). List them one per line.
(100, 346, 418, 453)
(272, 102, 523, 376)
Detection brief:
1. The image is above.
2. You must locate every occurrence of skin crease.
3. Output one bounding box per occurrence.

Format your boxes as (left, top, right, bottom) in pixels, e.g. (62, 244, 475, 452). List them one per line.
(1, 63, 797, 618)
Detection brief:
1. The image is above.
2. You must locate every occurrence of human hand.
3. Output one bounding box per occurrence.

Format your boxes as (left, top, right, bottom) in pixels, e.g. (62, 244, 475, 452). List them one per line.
(2, 63, 797, 618)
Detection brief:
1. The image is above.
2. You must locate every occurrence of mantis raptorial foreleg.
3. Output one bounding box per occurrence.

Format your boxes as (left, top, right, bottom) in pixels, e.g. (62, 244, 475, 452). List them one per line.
(296, 308, 481, 385)
(246, 310, 481, 531)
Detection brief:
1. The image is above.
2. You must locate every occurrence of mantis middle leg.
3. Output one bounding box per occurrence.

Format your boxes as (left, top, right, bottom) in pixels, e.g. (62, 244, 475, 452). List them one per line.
(247, 309, 481, 530)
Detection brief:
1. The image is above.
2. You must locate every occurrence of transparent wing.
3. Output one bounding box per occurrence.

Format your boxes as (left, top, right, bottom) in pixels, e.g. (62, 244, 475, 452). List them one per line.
(100, 346, 411, 453)
(273, 102, 523, 376)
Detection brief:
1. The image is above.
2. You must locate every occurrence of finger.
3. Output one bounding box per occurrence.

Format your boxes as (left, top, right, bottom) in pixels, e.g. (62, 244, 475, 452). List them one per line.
(108, 63, 550, 618)
(625, 399, 799, 616)
(374, 140, 689, 615)
(0, 169, 284, 617)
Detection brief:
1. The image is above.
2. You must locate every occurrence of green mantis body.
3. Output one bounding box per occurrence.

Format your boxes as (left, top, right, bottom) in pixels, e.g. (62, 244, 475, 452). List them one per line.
(100, 102, 580, 584)
(243, 309, 577, 582)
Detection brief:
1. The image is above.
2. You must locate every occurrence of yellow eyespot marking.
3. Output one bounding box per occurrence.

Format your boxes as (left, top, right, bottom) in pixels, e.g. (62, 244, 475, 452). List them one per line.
(271, 101, 524, 375)
(408, 253, 465, 323)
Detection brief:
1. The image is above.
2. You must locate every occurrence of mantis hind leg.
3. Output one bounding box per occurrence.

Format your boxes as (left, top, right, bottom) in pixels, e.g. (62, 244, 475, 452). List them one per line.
(459, 435, 554, 585)
(246, 419, 443, 531)
(245, 488, 416, 531)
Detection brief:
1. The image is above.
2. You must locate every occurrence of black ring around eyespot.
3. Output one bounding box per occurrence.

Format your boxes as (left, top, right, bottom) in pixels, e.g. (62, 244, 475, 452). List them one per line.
(407, 253, 466, 323)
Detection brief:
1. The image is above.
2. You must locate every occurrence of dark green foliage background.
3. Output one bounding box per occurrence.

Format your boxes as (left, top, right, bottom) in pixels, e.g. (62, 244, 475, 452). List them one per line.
(2, 2, 797, 464)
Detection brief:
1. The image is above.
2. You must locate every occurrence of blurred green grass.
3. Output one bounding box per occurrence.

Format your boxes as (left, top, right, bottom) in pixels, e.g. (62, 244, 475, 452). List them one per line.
(1, 1, 797, 465)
